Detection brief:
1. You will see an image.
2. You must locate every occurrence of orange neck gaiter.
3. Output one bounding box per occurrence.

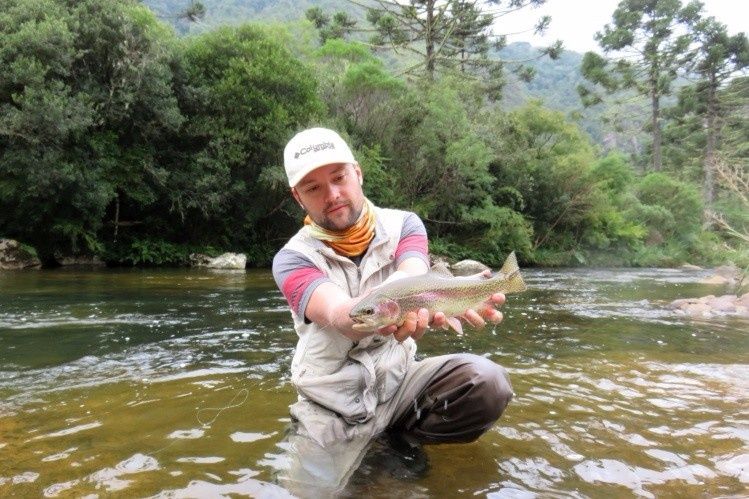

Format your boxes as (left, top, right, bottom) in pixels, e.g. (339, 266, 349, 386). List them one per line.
(304, 198, 376, 257)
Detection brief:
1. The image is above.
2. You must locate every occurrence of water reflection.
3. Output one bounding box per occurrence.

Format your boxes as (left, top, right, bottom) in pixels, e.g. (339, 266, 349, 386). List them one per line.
(0, 267, 747, 497)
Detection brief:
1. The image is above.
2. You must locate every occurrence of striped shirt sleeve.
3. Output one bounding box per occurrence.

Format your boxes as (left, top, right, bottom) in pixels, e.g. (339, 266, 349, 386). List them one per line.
(272, 249, 331, 318)
(395, 212, 429, 267)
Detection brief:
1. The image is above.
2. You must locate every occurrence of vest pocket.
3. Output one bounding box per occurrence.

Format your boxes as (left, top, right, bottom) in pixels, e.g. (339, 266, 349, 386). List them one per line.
(293, 362, 374, 425)
(374, 340, 414, 404)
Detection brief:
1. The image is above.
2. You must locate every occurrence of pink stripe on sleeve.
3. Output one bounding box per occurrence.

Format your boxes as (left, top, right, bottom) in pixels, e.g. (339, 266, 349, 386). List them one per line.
(395, 234, 428, 262)
(282, 267, 326, 313)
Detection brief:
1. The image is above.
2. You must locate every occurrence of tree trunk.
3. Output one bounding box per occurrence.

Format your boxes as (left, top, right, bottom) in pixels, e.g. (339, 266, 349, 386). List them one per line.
(651, 84, 662, 172)
(703, 71, 718, 209)
(425, 0, 435, 79)
(113, 192, 120, 242)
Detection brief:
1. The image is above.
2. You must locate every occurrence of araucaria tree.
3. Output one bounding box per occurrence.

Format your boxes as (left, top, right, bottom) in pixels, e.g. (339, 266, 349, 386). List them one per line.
(579, 0, 702, 171)
(310, 0, 562, 98)
(686, 17, 748, 207)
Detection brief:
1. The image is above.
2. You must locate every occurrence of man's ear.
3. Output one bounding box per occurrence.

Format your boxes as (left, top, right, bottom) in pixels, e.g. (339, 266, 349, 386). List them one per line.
(291, 188, 305, 209)
(354, 163, 363, 186)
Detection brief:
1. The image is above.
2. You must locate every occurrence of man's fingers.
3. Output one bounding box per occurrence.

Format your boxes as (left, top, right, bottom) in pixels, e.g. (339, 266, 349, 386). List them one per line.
(432, 311, 447, 329)
(479, 305, 504, 323)
(464, 309, 485, 328)
(394, 311, 418, 342)
(491, 292, 506, 306)
(417, 308, 429, 329)
(377, 325, 397, 336)
(412, 308, 429, 340)
(395, 301, 502, 337)
(483, 309, 503, 323)
(477, 293, 505, 323)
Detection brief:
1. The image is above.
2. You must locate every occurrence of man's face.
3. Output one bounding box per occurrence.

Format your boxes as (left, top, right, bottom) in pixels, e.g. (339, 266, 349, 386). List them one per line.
(292, 163, 365, 231)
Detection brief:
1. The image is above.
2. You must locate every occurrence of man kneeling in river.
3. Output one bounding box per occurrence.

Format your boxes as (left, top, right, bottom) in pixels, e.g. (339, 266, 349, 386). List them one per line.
(272, 127, 513, 491)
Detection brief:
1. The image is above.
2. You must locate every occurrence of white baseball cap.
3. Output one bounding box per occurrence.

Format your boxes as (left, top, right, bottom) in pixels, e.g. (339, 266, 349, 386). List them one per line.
(283, 128, 356, 187)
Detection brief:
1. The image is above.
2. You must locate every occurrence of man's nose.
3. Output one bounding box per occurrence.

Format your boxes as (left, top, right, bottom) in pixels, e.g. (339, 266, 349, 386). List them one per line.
(323, 183, 341, 202)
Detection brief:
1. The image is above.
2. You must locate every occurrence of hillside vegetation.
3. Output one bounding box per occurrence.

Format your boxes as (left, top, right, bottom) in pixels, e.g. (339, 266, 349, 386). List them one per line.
(1, 0, 746, 268)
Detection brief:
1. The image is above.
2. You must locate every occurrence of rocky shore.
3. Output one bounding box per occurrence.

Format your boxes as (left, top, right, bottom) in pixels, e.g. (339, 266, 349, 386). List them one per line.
(0, 239, 41, 270)
(0, 238, 248, 270)
(670, 293, 749, 319)
(188, 252, 247, 270)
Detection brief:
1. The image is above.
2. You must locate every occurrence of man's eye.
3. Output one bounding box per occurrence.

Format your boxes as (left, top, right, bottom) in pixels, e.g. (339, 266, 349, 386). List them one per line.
(334, 174, 346, 183)
(305, 185, 319, 193)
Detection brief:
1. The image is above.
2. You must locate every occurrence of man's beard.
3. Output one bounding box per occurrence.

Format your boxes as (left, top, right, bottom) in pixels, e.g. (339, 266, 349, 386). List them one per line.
(318, 201, 361, 231)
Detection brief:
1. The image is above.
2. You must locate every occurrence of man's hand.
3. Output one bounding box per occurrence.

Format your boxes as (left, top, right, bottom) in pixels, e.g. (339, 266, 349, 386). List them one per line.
(465, 292, 506, 327)
(464, 269, 506, 328)
(378, 307, 431, 342)
(377, 291, 506, 342)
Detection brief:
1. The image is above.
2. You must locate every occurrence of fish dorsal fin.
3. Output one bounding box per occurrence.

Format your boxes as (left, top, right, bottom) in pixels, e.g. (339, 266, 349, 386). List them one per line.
(499, 251, 519, 275)
(497, 251, 528, 294)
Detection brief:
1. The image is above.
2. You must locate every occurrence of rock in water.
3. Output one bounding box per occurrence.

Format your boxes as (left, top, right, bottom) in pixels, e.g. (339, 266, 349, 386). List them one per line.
(670, 293, 749, 318)
(0, 239, 41, 270)
(450, 259, 490, 276)
(189, 252, 246, 269)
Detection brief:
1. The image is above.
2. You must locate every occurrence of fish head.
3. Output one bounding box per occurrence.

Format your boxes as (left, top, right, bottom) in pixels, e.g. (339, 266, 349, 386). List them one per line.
(349, 296, 401, 332)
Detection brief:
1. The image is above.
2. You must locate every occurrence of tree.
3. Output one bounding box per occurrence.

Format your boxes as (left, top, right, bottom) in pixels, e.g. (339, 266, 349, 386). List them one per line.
(633, 172, 703, 243)
(309, 0, 561, 99)
(180, 1, 205, 22)
(579, 0, 702, 171)
(478, 102, 601, 262)
(707, 156, 749, 244)
(0, 0, 183, 258)
(173, 24, 323, 263)
(686, 17, 748, 207)
(306, 7, 357, 43)
(312, 39, 406, 146)
(448, 0, 494, 74)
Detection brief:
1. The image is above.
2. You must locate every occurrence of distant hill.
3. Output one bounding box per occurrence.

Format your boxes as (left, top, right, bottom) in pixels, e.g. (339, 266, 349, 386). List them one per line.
(144, 0, 645, 152)
(144, 0, 362, 32)
(496, 42, 619, 146)
(498, 42, 585, 110)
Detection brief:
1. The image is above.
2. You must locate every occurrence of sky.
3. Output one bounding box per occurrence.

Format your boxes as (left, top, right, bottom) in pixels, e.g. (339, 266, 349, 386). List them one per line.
(503, 0, 749, 53)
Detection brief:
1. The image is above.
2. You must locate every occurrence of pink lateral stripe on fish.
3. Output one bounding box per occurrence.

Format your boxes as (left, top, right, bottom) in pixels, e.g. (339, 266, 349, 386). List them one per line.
(349, 251, 527, 334)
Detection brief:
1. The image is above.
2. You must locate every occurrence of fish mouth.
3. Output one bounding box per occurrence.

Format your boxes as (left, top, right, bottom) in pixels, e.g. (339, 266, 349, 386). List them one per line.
(350, 315, 378, 331)
(350, 315, 372, 325)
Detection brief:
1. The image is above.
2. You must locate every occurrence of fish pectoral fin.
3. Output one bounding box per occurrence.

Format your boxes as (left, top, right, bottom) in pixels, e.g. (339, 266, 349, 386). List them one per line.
(446, 317, 464, 335)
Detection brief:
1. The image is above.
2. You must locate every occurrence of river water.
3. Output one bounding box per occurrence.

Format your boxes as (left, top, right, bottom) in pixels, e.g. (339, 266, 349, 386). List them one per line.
(0, 267, 747, 497)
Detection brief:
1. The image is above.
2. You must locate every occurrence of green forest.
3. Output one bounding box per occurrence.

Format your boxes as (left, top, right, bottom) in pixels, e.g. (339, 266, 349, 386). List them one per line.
(1, 0, 747, 268)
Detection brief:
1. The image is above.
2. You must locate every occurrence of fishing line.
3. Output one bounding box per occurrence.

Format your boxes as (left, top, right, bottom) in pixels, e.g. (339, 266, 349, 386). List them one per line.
(143, 388, 250, 459)
(196, 388, 249, 428)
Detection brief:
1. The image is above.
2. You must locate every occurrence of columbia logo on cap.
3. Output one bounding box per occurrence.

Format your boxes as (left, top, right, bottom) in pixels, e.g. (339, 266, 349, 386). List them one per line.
(294, 142, 335, 159)
(284, 127, 356, 187)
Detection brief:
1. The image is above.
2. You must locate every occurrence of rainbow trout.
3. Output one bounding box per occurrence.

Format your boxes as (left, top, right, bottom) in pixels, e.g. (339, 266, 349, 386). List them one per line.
(349, 252, 527, 334)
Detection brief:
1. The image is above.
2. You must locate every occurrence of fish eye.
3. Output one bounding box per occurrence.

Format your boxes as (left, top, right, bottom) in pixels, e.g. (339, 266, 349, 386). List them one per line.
(364, 308, 374, 315)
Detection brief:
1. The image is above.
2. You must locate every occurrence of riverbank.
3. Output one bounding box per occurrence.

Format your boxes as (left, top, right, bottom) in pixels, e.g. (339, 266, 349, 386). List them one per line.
(3, 236, 747, 273)
(0, 238, 247, 271)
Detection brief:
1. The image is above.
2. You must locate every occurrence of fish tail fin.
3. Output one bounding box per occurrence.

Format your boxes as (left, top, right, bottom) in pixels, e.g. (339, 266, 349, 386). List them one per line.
(499, 251, 527, 294)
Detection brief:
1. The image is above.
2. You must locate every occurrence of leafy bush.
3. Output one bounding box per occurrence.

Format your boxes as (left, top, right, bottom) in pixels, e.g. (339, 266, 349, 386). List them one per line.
(103, 238, 191, 266)
(0, 0, 180, 258)
(635, 173, 703, 242)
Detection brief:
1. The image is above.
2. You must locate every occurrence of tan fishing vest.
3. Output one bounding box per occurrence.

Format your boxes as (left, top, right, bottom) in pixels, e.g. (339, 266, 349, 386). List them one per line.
(283, 206, 417, 425)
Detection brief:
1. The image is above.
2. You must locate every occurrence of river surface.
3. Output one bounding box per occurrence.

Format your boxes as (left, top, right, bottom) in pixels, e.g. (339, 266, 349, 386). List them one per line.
(0, 267, 747, 498)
